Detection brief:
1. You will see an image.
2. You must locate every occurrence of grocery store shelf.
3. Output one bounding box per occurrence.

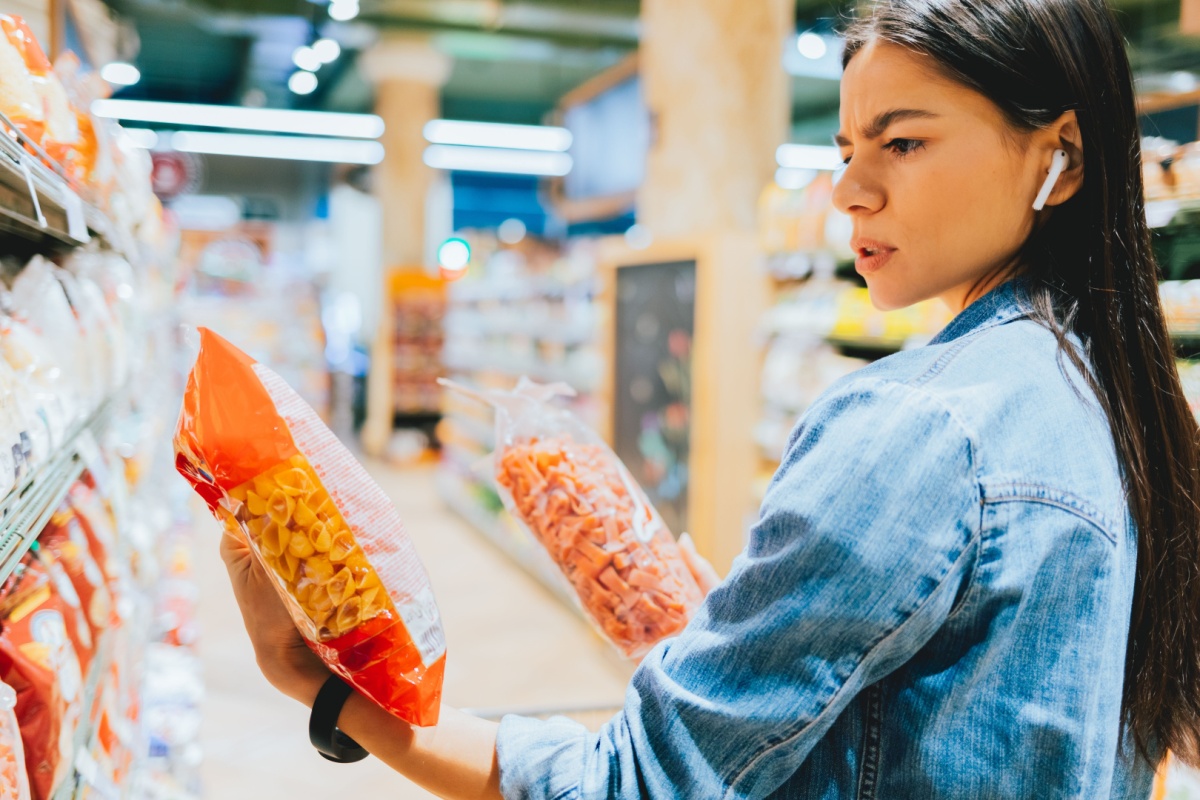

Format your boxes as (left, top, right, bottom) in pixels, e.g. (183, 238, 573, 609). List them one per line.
(444, 315, 596, 347)
(0, 112, 114, 256)
(52, 629, 117, 800)
(444, 353, 599, 393)
(448, 277, 597, 304)
(0, 396, 119, 587)
(435, 469, 578, 611)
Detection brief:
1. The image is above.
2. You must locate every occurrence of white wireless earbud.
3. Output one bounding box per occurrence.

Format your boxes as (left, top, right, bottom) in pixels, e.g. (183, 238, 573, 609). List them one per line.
(1032, 149, 1070, 211)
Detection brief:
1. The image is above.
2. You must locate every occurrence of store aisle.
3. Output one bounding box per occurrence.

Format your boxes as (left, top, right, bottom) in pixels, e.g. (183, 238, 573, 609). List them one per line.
(196, 461, 635, 798)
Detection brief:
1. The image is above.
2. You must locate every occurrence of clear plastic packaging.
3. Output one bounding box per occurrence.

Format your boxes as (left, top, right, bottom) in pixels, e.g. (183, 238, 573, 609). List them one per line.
(446, 377, 705, 658)
(8, 258, 87, 418)
(0, 314, 73, 448)
(0, 17, 43, 142)
(0, 680, 31, 800)
(175, 329, 446, 725)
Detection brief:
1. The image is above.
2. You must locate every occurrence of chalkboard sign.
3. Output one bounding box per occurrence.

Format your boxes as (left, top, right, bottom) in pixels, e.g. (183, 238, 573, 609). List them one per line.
(613, 260, 696, 537)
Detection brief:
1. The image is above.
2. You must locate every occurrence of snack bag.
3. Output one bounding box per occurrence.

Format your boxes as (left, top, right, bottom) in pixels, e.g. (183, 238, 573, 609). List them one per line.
(444, 378, 705, 658)
(175, 328, 445, 725)
(0, 679, 31, 800)
(40, 508, 112, 645)
(0, 558, 84, 800)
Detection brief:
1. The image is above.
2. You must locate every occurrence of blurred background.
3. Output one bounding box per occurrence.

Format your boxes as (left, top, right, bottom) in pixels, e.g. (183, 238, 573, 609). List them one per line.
(0, 0, 1200, 797)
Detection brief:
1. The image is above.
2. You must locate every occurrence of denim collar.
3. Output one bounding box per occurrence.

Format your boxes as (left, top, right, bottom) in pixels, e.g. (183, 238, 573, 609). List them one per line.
(929, 277, 1033, 346)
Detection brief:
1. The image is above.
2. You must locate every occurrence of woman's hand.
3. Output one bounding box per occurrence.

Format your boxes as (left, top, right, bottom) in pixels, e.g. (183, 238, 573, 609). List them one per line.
(679, 532, 721, 595)
(219, 526, 330, 706)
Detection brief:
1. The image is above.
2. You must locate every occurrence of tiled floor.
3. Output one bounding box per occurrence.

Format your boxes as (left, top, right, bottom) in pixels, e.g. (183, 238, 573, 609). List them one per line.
(196, 462, 634, 798)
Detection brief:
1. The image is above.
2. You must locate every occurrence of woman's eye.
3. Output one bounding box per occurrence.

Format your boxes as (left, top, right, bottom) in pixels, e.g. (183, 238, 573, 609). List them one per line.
(884, 138, 925, 158)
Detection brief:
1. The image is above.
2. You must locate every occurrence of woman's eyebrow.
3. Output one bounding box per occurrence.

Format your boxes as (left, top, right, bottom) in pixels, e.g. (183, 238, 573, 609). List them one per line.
(834, 108, 941, 147)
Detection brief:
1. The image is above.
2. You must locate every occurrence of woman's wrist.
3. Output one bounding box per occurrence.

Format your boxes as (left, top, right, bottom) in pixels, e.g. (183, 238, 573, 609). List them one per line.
(260, 654, 330, 707)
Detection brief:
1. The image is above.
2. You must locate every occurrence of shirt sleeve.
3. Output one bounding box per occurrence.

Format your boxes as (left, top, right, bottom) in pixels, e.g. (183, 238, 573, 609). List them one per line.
(495, 377, 984, 800)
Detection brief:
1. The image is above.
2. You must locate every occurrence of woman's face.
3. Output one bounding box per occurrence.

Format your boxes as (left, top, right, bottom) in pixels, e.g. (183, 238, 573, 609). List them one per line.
(833, 41, 1059, 312)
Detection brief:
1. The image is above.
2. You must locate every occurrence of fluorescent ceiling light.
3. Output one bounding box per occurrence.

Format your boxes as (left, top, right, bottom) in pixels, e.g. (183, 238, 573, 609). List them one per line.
(101, 62, 141, 86)
(172, 131, 384, 165)
(777, 143, 843, 171)
(775, 167, 817, 190)
(423, 119, 573, 152)
(288, 71, 318, 95)
(91, 99, 385, 139)
(329, 1, 359, 21)
(423, 144, 573, 176)
(313, 38, 341, 63)
(796, 32, 827, 60)
(292, 46, 322, 73)
(122, 128, 159, 149)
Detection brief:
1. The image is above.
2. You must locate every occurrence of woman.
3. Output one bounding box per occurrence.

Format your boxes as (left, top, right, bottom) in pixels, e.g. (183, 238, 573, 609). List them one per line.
(222, 0, 1200, 796)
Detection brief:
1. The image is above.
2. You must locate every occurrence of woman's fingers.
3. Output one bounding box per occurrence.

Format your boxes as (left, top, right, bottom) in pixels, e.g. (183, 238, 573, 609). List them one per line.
(679, 532, 721, 595)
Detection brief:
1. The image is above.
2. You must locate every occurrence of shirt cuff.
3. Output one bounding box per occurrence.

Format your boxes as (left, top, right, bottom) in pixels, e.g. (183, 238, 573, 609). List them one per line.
(496, 713, 589, 800)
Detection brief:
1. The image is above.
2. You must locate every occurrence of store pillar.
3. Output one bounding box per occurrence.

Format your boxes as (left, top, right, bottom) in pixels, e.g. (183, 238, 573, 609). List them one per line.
(358, 37, 452, 456)
(635, 0, 791, 572)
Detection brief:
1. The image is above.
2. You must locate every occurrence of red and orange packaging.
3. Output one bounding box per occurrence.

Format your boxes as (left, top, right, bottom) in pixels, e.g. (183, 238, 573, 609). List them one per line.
(0, 678, 31, 800)
(444, 378, 704, 659)
(0, 555, 85, 800)
(174, 328, 445, 726)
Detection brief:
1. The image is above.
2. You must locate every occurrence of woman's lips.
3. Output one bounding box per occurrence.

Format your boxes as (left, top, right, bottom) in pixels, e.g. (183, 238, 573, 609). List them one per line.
(855, 248, 896, 274)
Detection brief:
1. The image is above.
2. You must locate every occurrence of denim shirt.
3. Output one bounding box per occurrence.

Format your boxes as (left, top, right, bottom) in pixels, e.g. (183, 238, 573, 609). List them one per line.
(496, 279, 1156, 799)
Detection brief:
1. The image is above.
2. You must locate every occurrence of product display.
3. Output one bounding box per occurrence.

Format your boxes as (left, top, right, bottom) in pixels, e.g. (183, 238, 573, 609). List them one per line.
(175, 329, 446, 726)
(0, 17, 196, 797)
(0, 680, 30, 800)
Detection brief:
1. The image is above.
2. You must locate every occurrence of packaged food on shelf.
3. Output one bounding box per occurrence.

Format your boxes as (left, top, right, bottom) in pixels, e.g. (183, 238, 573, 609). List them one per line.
(7, 258, 88, 419)
(0, 23, 38, 136)
(449, 377, 704, 658)
(39, 508, 114, 646)
(0, 316, 73, 449)
(0, 679, 30, 800)
(0, 556, 85, 800)
(176, 328, 446, 726)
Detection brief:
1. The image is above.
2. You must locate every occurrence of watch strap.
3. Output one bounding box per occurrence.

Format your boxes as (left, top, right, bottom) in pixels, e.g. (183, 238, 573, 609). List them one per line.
(309, 674, 369, 763)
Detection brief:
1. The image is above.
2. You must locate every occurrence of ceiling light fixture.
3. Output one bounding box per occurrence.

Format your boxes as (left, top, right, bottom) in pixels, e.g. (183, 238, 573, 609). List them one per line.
(423, 119, 573, 152)
(171, 131, 384, 165)
(90, 99, 385, 139)
(312, 38, 341, 63)
(797, 32, 828, 60)
(329, 0, 359, 22)
(121, 128, 158, 149)
(292, 46, 322, 73)
(288, 70, 318, 95)
(776, 143, 843, 171)
(101, 62, 141, 86)
(423, 144, 573, 176)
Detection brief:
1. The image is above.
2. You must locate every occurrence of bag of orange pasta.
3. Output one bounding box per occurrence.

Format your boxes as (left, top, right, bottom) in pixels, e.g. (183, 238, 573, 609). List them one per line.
(175, 329, 446, 726)
(442, 377, 704, 658)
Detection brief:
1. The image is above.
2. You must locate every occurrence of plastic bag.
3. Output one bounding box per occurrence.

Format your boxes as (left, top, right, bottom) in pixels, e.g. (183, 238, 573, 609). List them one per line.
(0, 315, 72, 448)
(175, 328, 446, 725)
(0, 17, 75, 156)
(8, 258, 87, 418)
(0, 557, 84, 800)
(445, 377, 704, 658)
(0, 680, 31, 800)
(40, 509, 113, 645)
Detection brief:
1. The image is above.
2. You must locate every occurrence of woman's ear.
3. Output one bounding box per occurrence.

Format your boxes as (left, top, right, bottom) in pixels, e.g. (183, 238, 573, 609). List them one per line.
(1040, 110, 1085, 207)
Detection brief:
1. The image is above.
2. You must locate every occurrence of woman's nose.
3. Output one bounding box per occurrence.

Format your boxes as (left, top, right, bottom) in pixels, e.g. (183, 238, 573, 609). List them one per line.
(831, 161, 885, 216)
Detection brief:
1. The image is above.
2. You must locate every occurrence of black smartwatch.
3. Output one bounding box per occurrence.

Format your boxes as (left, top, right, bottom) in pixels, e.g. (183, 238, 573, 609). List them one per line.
(309, 675, 369, 763)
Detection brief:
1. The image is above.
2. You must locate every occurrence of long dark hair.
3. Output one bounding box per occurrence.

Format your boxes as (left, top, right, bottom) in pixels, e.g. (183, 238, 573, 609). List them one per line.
(843, 0, 1200, 766)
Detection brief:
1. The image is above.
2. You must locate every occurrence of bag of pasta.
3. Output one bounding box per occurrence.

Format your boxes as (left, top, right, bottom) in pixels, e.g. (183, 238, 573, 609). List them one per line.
(442, 377, 704, 659)
(175, 328, 445, 726)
